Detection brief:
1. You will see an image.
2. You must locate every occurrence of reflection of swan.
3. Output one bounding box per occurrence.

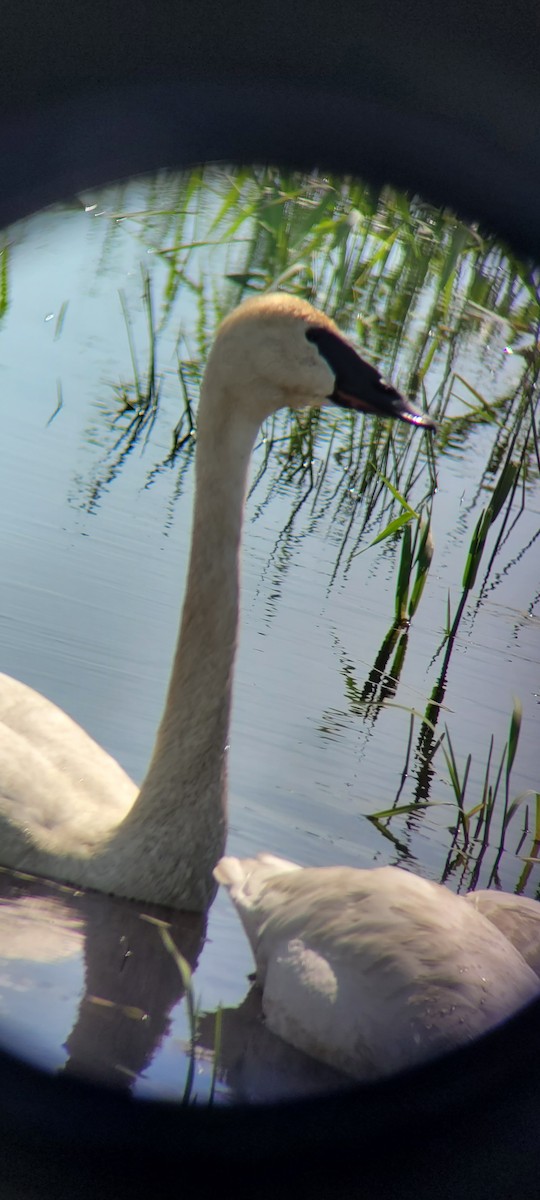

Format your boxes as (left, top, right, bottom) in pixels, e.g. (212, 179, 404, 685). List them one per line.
(0, 868, 207, 1091)
(215, 853, 540, 1081)
(197, 987, 351, 1103)
(62, 894, 206, 1089)
(0, 293, 433, 910)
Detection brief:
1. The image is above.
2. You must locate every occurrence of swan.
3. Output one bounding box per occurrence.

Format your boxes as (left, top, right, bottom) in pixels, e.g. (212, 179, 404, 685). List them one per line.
(0, 292, 434, 910)
(214, 853, 540, 1080)
(463, 889, 540, 978)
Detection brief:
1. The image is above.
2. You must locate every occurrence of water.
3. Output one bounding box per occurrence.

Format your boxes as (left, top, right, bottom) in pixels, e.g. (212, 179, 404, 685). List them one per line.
(0, 171, 538, 1102)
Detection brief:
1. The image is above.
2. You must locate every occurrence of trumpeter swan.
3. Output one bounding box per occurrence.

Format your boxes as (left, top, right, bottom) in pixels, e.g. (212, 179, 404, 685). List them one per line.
(214, 853, 540, 1080)
(464, 889, 540, 979)
(0, 293, 434, 910)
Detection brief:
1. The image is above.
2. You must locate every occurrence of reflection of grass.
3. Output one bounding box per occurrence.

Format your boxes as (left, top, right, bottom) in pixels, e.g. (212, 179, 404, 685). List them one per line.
(439, 699, 540, 893)
(322, 428, 538, 883)
(365, 699, 538, 894)
(115, 267, 160, 445)
(159, 926, 223, 1105)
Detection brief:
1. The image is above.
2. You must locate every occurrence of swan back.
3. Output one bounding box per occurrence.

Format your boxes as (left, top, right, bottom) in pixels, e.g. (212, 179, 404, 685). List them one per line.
(0, 673, 136, 856)
(215, 855, 540, 1081)
(465, 890, 540, 979)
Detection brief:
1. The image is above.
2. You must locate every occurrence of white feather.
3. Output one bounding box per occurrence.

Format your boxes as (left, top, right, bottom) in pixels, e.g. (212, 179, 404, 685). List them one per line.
(215, 854, 540, 1081)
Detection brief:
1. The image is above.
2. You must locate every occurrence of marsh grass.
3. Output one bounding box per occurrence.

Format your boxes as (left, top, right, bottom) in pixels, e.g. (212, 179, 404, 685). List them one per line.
(438, 699, 540, 891)
(159, 926, 201, 1103)
(410, 436, 537, 804)
(158, 924, 224, 1104)
(366, 698, 536, 892)
(95, 168, 537, 559)
(46, 380, 64, 428)
(116, 268, 160, 437)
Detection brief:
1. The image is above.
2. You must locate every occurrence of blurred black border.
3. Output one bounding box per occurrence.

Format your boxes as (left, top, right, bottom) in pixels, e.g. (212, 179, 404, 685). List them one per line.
(1, 3, 540, 1196)
(2, 76, 540, 263)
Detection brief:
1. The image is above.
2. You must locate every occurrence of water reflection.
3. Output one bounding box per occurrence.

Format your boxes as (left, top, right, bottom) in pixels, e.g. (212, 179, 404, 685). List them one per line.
(198, 990, 350, 1103)
(0, 869, 350, 1102)
(0, 869, 206, 1092)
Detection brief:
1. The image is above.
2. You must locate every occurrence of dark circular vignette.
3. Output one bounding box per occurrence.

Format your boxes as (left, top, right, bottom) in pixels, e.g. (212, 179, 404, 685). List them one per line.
(1, 79, 540, 265)
(1, 2, 540, 1197)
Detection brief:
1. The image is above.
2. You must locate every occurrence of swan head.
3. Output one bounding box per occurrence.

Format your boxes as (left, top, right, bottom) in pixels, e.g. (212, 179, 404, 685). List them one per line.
(202, 292, 436, 431)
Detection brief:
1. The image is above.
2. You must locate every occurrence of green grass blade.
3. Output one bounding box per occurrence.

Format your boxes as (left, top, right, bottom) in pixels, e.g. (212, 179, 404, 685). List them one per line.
(408, 518, 434, 618)
(507, 696, 522, 779)
(462, 507, 491, 591)
(209, 1005, 223, 1105)
(489, 460, 519, 522)
(159, 927, 198, 1104)
(368, 800, 435, 820)
(54, 300, 69, 341)
(395, 522, 413, 623)
(452, 373, 499, 417)
(371, 466, 420, 518)
(0, 243, 9, 320)
(367, 511, 416, 550)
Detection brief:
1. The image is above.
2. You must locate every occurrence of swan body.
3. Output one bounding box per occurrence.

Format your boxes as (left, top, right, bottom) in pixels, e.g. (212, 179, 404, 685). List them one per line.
(0, 293, 434, 910)
(214, 853, 540, 1081)
(464, 890, 540, 979)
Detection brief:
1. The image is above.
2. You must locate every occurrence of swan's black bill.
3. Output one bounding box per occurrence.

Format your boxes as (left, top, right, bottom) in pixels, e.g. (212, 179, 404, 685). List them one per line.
(306, 325, 437, 431)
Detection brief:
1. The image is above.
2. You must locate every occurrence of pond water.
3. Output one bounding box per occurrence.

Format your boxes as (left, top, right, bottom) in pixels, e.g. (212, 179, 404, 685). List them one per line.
(0, 169, 538, 1102)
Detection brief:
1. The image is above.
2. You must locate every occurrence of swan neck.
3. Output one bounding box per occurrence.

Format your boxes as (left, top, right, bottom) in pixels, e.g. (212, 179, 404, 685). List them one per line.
(162, 397, 259, 744)
(110, 387, 259, 907)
